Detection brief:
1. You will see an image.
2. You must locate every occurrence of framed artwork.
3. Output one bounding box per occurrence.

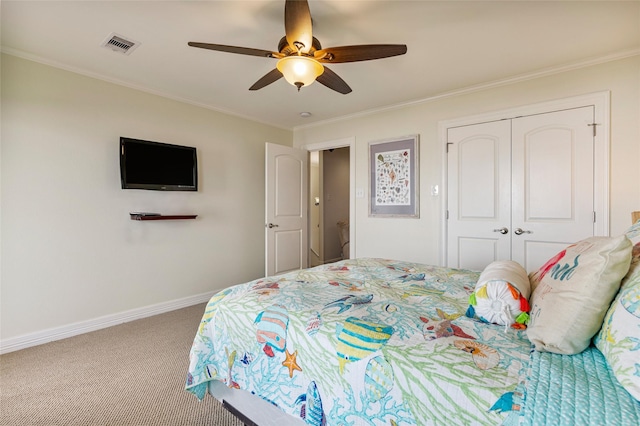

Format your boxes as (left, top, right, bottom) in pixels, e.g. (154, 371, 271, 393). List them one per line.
(369, 135, 419, 217)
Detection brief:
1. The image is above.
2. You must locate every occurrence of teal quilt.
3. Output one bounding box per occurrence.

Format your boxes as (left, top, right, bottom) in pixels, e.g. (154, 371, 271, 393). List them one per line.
(186, 258, 532, 425)
(507, 347, 640, 426)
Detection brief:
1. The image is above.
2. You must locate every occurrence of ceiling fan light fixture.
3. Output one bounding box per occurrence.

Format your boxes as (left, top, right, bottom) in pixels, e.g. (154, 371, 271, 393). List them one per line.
(188, 0, 406, 94)
(276, 56, 324, 90)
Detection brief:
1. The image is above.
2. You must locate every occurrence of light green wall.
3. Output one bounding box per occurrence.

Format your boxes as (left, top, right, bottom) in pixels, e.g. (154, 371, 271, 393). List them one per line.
(294, 55, 640, 265)
(0, 54, 292, 340)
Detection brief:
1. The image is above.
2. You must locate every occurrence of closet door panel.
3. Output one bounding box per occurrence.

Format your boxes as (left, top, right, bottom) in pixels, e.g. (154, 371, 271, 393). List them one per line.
(457, 238, 501, 272)
(526, 130, 573, 219)
(459, 139, 498, 218)
(511, 106, 595, 271)
(523, 241, 572, 276)
(447, 121, 511, 270)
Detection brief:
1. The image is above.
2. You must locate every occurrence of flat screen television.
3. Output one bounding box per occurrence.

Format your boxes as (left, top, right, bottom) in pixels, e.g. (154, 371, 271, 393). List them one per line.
(120, 137, 198, 191)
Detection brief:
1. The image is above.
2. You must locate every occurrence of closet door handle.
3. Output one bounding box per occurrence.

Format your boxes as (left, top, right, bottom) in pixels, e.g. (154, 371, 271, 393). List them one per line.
(267, 223, 279, 229)
(514, 228, 532, 235)
(493, 227, 509, 235)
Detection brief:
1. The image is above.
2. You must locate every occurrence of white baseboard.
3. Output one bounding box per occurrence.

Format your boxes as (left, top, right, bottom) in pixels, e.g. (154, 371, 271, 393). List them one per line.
(0, 291, 216, 355)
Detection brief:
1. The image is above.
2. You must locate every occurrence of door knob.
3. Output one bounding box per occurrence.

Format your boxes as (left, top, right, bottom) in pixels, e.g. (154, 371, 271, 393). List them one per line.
(267, 223, 279, 229)
(493, 227, 509, 234)
(514, 228, 532, 235)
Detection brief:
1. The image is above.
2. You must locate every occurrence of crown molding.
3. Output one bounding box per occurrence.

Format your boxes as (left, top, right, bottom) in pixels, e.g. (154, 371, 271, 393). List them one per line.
(294, 48, 640, 131)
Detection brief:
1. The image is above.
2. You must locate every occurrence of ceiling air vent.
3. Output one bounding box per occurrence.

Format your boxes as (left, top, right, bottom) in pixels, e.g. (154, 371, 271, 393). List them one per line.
(101, 32, 140, 55)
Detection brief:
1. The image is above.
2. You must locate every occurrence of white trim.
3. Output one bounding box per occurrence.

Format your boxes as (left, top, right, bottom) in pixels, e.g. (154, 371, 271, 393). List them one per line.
(438, 91, 611, 266)
(301, 137, 356, 259)
(592, 92, 611, 236)
(440, 125, 449, 267)
(0, 291, 216, 354)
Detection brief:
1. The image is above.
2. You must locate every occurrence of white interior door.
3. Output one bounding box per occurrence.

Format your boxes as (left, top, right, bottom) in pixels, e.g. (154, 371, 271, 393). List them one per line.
(447, 107, 595, 273)
(265, 143, 308, 276)
(447, 120, 512, 271)
(511, 106, 595, 271)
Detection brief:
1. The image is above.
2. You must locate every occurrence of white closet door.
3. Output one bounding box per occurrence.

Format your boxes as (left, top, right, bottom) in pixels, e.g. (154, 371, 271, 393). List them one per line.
(511, 106, 595, 272)
(446, 106, 595, 273)
(447, 120, 512, 271)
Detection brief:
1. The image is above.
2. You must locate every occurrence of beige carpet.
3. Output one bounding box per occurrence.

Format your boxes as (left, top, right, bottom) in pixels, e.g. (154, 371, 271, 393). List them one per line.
(0, 304, 243, 426)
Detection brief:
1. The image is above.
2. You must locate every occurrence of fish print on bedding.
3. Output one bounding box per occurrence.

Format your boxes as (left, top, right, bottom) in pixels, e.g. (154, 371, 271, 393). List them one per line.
(186, 258, 531, 425)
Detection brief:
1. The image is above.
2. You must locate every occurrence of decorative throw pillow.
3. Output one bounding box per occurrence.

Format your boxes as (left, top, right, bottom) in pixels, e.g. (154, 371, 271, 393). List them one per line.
(466, 260, 530, 330)
(622, 218, 640, 282)
(527, 235, 632, 355)
(594, 270, 640, 401)
(594, 219, 640, 401)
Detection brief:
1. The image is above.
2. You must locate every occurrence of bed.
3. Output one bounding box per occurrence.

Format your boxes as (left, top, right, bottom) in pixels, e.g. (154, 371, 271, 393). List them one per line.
(186, 216, 640, 425)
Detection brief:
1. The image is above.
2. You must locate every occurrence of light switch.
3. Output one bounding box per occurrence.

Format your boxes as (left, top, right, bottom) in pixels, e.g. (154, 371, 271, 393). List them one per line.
(356, 188, 365, 198)
(431, 185, 439, 196)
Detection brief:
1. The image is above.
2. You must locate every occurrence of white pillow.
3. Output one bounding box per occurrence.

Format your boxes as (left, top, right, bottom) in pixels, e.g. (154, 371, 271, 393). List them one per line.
(466, 260, 531, 330)
(527, 235, 632, 355)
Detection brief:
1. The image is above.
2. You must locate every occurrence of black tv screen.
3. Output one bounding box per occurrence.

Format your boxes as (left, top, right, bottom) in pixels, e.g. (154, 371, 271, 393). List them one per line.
(120, 137, 197, 191)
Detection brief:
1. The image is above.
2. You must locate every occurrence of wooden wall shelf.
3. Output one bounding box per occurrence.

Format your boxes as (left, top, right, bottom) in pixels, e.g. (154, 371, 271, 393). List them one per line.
(130, 214, 197, 221)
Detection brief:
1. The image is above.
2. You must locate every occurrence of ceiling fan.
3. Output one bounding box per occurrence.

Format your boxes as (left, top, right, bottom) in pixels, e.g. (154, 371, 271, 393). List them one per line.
(188, 0, 407, 94)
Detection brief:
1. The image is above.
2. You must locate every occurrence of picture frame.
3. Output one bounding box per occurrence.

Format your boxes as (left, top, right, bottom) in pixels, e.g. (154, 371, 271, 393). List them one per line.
(369, 135, 419, 217)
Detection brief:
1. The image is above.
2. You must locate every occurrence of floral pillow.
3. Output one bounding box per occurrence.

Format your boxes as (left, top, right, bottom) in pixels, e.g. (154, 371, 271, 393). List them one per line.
(594, 219, 640, 401)
(527, 235, 632, 355)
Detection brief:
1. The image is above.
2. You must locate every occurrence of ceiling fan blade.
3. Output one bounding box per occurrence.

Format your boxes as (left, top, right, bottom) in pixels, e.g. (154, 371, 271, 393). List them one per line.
(284, 0, 313, 53)
(188, 42, 280, 58)
(316, 67, 352, 95)
(315, 44, 407, 63)
(249, 69, 283, 91)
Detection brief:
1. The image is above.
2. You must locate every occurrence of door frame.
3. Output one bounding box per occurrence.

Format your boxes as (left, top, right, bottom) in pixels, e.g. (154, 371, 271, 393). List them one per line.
(301, 137, 356, 261)
(438, 91, 610, 266)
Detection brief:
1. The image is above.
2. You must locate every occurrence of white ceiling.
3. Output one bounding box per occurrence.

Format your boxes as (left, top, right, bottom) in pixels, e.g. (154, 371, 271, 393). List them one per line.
(2, 1, 639, 130)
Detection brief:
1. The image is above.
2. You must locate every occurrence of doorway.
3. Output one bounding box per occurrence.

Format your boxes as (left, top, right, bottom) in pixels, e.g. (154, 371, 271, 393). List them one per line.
(300, 136, 357, 266)
(309, 147, 350, 266)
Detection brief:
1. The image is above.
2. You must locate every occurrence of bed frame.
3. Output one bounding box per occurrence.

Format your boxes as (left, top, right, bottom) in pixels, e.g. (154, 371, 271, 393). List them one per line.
(210, 381, 305, 426)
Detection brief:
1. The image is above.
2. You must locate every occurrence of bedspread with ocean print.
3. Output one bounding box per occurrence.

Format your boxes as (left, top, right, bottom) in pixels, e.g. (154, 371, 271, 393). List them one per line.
(186, 258, 531, 425)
